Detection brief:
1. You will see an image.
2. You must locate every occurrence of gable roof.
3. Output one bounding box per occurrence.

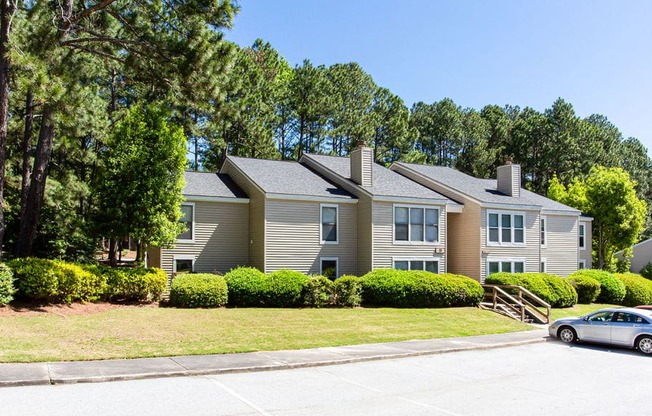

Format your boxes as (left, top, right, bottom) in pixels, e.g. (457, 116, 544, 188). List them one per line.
(224, 156, 355, 200)
(302, 153, 453, 203)
(184, 171, 248, 199)
(394, 162, 579, 214)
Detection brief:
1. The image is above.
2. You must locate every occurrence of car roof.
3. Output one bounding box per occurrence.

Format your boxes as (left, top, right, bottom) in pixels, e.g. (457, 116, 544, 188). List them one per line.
(591, 307, 652, 317)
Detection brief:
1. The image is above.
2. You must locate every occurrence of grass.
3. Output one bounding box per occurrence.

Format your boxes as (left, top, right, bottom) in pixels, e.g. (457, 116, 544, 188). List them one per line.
(549, 303, 621, 321)
(0, 307, 532, 363)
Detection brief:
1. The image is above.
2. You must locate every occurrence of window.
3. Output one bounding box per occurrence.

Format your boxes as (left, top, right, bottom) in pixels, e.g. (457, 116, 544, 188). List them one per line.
(394, 206, 439, 243)
(321, 204, 338, 244)
(588, 311, 613, 322)
(320, 257, 338, 280)
(540, 258, 547, 273)
(540, 216, 546, 246)
(487, 259, 525, 275)
(487, 211, 525, 245)
(579, 223, 586, 250)
(178, 203, 194, 241)
(393, 258, 440, 273)
(173, 256, 195, 274)
(578, 260, 586, 269)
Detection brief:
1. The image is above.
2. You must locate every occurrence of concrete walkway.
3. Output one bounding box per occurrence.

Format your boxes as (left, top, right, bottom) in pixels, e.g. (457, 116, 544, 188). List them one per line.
(0, 328, 550, 388)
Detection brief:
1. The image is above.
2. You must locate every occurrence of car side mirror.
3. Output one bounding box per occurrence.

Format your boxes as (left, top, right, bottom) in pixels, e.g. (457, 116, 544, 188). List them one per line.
(583, 317, 589, 321)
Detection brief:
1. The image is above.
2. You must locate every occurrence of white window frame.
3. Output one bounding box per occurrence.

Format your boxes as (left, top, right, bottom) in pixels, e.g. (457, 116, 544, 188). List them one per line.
(578, 259, 586, 269)
(177, 202, 196, 243)
(393, 204, 441, 245)
(540, 257, 547, 273)
(320, 204, 339, 245)
(392, 256, 442, 273)
(579, 223, 586, 250)
(173, 255, 195, 274)
(319, 257, 339, 278)
(486, 210, 526, 247)
(540, 216, 547, 248)
(486, 257, 527, 276)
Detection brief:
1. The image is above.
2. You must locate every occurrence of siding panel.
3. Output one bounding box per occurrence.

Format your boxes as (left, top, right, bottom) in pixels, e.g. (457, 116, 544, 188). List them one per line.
(578, 220, 592, 269)
(357, 195, 373, 275)
(542, 215, 578, 276)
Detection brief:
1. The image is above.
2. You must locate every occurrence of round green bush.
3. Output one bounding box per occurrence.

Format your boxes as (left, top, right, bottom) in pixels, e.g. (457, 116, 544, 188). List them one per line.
(484, 272, 577, 307)
(615, 273, 652, 307)
(569, 269, 626, 304)
(0, 263, 15, 306)
(53, 260, 107, 303)
(302, 275, 333, 308)
(267, 269, 309, 307)
(169, 273, 228, 308)
(224, 267, 268, 307)
(360, 269, 483, 308)
(566, 273, 601, 304)
(333, 275, 362, 307)
(96, 266, 167, 302)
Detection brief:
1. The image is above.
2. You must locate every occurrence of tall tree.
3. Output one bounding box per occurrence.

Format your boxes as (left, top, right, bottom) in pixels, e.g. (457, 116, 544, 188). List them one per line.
(369, 87, 414, 165)
(411, 98, 464, 166)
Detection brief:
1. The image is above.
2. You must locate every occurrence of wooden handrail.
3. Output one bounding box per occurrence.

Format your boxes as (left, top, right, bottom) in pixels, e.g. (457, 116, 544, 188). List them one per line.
(481, 284, 551, 324)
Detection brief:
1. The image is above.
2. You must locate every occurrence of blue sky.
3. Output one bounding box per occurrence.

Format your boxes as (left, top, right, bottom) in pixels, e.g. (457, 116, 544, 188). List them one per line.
(226, 0, 652, 154)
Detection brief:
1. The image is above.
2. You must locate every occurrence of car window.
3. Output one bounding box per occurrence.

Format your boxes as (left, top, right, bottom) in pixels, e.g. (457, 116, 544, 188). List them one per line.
(588, 312, 614, 322)
(614, 313, 635, 323)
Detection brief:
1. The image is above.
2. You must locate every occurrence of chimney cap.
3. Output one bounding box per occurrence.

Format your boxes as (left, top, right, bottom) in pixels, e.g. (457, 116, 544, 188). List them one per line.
(504, 156, 513, 165)
(356, 139, 366, 149)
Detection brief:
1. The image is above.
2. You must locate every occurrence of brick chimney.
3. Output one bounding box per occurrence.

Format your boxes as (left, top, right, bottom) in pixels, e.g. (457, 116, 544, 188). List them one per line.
(350, 140, 373, 187)
(496, 159, 521, 197)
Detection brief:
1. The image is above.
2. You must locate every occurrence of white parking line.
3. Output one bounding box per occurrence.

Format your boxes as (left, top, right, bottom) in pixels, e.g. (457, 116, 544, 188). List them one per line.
(209, 378, 274, 416)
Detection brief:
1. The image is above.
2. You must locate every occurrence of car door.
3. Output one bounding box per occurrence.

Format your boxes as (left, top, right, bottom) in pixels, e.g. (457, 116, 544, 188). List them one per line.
(577, 311, 614, 342)
(610, 312, 637, 346)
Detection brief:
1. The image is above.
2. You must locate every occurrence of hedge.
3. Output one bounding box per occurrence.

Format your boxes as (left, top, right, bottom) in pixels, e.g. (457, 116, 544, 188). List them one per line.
(615, 273, 652, 307)
(169, 273, 228, 308)
(360, 269, 483, 308)
(333, 275, 362, 307)
(224, 267, 309, 307)
(484, 272, 577, 307)
(568, 269, 626, 304)
(100, 266, 167, 302)
(566, 273, 601, 304)
(302, 275, 333, 308)
(0, 263, 15, 306)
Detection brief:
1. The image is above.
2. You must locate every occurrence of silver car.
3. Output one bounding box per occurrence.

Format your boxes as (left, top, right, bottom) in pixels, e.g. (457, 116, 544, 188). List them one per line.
(548, 307, 652, 355)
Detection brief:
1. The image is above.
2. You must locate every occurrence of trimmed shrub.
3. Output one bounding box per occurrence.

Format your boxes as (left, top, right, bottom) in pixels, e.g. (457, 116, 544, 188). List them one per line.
(224, 267, 268, 307)
(360, 269, 483, 308)
(615, 273, 652, 307)
(302, 275, 333, 308)
(54, 260, 107, 303)
(569, 269, 626, 304)
(169, 273, 228, 308)
(484, 272, 577, 307)
(0, 263, 15, 306)
(566, 273, 601, 304)
(640, 262, 652, 280)
(267, 269, 309, 307)
(333, 275, 362, 307)
(102, 267, 167, 302)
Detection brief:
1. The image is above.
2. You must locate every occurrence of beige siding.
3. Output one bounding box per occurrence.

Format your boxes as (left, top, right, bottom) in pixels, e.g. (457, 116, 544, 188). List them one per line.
(447, 199, 482, 280)
(161, 201, 249, 278)
(265, 199, 357, 275)
(480, 209, 540, 280)
(371, 201, 447, 272)
(541, 215, 579, 276)
(221, 160, 266, 271)
(357, 195, 373, 275)
(579, 220, 593, 269)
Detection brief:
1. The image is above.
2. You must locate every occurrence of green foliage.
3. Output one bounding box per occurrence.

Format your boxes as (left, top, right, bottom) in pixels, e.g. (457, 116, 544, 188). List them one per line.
(302, 275, 333, 308)
(568, 269, 626, 304)
(639, 262, 652, 280)
(267, 269, 310, 307)
(53, 260, 107, 303)
(360, 269, 483, 308)
(485, 273, 577, 307)
(332, 275, 362, 307)
(0, 263, 15, 306)
(566, 273, 601, 304)
(100, 266, 168, 302)
(615, 273, 652, 307)
(224, 268, 309, 307)
(169, 273, 228, 308)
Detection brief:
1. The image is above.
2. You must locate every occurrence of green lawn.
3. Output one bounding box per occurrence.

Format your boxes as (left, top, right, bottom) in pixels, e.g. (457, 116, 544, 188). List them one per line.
(0, 306, 532, 363)
(549, 303, 621, 321)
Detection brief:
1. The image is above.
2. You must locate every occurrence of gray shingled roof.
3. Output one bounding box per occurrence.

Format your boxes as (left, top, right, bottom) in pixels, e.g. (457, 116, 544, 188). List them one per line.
(395, 163, 579, 213)
(226, 156, 355, 200)
(303, 154, 452, 202)
(184, 172, 248, 198)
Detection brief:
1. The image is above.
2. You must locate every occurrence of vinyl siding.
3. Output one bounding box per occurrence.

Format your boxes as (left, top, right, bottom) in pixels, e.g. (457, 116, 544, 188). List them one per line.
(447, 199, 482, 280)
(221, 160, 266, 271)
(357, 195, 373, 275)
(480, 209, 539, 280)
(161, 201, 249, 278)
(265, 199, 357, 275)
(541, 215, 579, 276)
(371, 201, 447, 272)
(579, 220, 593, 269)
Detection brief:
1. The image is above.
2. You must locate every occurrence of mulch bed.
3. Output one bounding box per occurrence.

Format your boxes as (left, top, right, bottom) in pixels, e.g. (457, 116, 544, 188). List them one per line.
(0, 301, 158, 317)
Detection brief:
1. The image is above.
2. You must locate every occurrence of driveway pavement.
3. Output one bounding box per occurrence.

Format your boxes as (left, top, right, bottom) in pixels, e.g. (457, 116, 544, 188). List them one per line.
(0, 328, 548, 387)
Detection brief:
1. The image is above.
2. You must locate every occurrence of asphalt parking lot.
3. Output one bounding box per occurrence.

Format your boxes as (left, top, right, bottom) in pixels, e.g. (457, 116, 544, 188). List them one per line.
(1, 339, 650, 416)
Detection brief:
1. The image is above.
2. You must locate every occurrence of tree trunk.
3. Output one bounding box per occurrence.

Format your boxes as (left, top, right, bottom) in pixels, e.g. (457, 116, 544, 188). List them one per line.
(108, 237, 117, 266)
(20, 90, 34, 220)
(0, 0, 15, 258)
(15, 106, 55, 258)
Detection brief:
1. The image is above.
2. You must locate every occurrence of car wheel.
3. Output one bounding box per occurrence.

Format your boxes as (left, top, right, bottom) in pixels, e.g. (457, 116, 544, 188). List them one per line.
(636, 335, 652, 355)
(558, 326, 577, 343)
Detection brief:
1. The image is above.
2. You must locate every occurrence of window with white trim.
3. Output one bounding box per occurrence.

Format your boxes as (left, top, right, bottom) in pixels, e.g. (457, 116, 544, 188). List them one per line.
(578, 260, 586, 269)
(579, 223, 586, 250)
(393, 258, 440, 273)
(540, 258, 547, 273)
(487, 259, 525, 275)
(540, 216, 546, 247)
(487, 211, 525, 245)
(178, 203, 194, 240)
(394, 206, 439, 243)
(320, 257, 338, 280)
(173, 256, 195, 274)
(320, 204, 338, 244)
